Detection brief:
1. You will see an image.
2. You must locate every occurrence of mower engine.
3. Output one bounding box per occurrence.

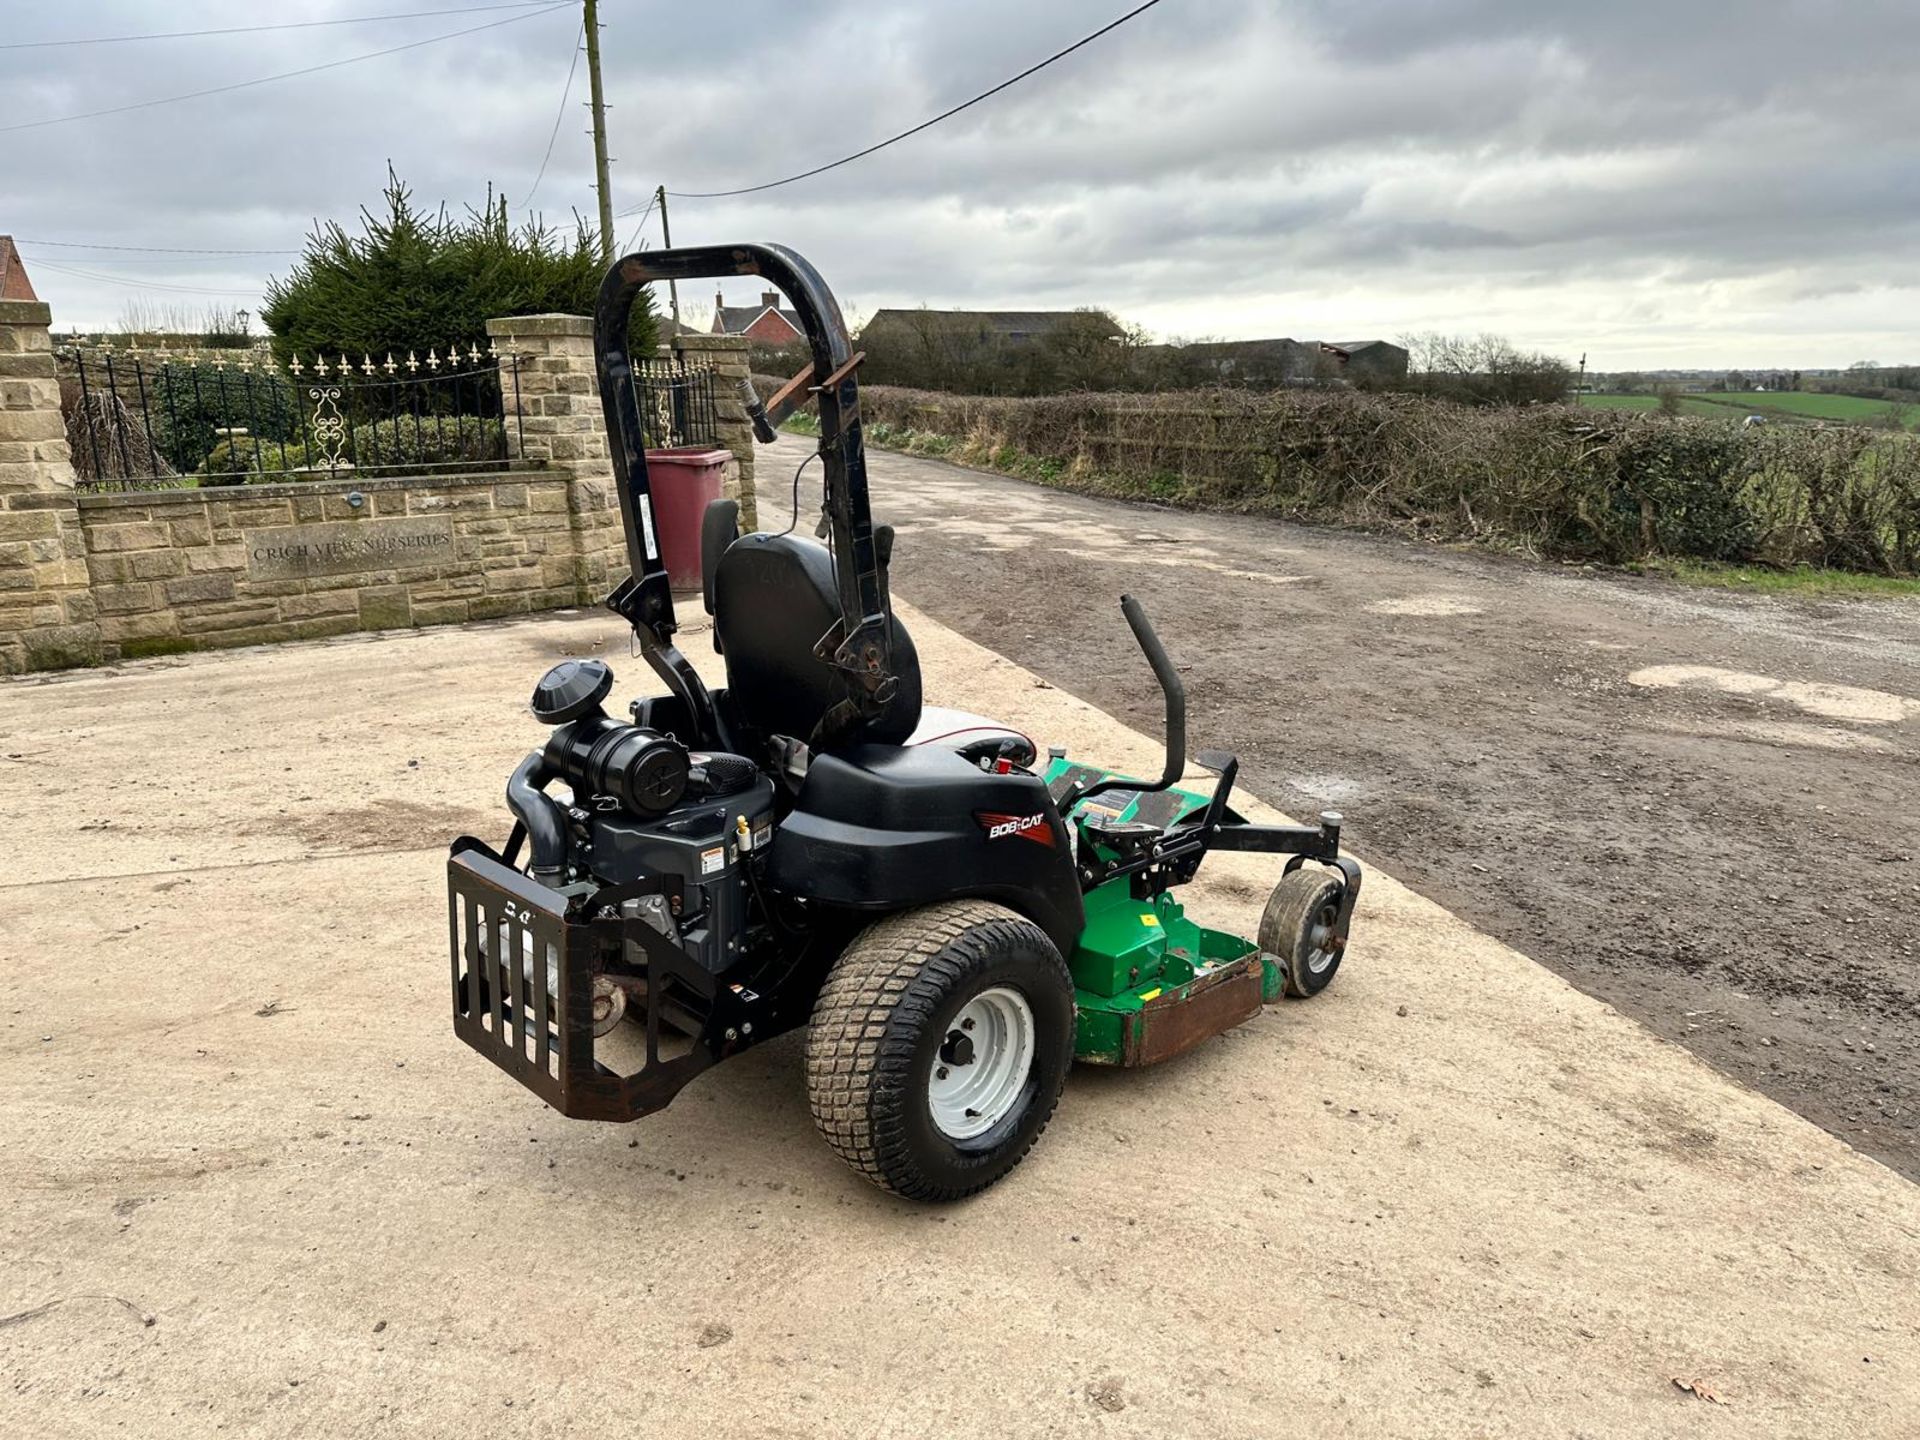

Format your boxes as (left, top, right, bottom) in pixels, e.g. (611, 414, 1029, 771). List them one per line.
(448, 655, 785, 1104)
(511, 657, 775, 969)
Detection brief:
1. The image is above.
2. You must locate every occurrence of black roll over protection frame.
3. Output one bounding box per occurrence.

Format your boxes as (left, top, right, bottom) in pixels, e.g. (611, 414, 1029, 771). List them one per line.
(592, 243, 896, 753)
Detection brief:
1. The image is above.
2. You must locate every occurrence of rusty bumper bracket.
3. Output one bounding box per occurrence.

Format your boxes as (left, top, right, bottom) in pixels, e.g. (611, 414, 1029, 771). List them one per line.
(448, 839, 760, 1123)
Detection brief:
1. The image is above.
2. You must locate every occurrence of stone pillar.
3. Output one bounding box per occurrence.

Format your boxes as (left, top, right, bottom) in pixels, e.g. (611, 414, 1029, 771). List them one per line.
(671, 331, 759, 530)
(485, 313, 624, 603)
(0, 297, 103, 673)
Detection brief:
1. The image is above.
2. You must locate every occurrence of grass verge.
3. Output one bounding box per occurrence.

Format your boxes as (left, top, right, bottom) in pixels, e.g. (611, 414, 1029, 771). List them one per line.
(1634, 558, 1920, 597)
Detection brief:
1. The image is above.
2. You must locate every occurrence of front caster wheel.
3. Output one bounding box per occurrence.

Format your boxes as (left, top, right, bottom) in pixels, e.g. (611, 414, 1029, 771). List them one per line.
(805, 900, 1074, 1201)
(1261, 869, 1348, 998)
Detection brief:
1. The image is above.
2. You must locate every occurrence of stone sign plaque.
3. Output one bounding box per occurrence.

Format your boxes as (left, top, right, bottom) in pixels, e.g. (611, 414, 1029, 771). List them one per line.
(246, 517, 454, 580)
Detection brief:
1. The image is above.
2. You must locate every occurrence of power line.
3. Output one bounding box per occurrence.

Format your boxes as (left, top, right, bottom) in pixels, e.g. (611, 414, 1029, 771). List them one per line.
(18, 240, 299, 255)
(25, 260, 267, 297)
(0, 3, 557, 50)
(666, 0, 1167, 199)
(0, 3, 572, 133)
(520, 19, 585, 207)
(19, 251, 282, 269)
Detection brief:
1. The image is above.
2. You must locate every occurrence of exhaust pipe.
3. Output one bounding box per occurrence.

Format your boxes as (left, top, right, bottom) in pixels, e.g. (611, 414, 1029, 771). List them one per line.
(506, 753, 569, 884)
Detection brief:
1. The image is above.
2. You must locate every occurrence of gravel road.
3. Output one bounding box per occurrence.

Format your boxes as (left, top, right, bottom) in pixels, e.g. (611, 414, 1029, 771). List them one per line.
(789, 434, 1920, 1181)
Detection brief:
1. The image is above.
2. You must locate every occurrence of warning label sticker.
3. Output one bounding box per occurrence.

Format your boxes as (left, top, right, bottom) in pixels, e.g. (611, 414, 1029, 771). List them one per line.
(638, 495, 658, 560)
(700, 845, 724, 875)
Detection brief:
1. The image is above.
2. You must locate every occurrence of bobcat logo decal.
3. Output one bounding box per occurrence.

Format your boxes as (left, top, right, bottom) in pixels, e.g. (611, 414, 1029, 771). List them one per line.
(975, 811, 1055, 847)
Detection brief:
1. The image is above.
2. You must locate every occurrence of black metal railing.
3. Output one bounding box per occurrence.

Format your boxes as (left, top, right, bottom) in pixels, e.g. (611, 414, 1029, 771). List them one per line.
(633, 357, 719, 449)
(62, 345, 524, 491)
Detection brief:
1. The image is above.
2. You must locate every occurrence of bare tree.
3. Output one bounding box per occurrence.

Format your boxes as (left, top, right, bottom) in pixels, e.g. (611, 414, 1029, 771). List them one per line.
(1395, 331, 1571, 406)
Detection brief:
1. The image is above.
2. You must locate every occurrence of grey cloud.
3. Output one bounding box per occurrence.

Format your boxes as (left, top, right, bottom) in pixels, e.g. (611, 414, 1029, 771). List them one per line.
(2, 0, 1914, 365)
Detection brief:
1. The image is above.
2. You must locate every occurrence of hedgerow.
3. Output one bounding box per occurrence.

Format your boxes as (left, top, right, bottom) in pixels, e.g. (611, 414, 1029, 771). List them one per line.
(848, 387, 1920, 575)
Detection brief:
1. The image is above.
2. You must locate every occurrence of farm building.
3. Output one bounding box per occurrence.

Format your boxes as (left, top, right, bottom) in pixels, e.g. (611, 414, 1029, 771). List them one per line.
(860, 308, 1125, 349)
(1170, 336, 1409, 386)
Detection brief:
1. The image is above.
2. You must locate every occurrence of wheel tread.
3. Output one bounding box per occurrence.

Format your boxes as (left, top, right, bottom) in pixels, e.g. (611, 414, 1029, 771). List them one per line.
(804, 901, 1069, 1200)
(1261, 870, 1346, 999)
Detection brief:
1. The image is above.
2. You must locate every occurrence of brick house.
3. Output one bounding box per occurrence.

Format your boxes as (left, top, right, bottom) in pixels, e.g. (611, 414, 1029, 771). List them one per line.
(0, 235, 38, 302)
(711, 289, 805, 346)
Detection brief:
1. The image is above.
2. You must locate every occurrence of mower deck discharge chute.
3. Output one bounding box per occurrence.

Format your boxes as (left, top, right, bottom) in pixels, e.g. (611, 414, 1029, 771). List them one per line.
(448, 244, 1361, 1200)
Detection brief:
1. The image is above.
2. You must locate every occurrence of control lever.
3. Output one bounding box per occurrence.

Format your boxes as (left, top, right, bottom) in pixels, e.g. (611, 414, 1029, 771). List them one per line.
(1069, 594, 1188, 809)
(737, 376, 778, 444)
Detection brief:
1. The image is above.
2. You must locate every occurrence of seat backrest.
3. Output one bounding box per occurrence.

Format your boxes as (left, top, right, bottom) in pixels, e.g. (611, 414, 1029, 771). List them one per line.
(712, 532, 921, 747)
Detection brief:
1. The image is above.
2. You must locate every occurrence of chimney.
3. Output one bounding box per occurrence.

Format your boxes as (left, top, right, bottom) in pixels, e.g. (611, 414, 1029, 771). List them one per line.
(762, 289, 780, 309)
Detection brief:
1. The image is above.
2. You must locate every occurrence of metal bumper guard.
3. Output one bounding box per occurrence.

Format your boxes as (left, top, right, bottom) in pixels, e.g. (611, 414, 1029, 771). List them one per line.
(447, 839, 745, 1122)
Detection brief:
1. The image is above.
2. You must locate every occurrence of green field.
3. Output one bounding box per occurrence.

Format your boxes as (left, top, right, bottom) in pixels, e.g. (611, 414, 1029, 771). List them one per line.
(1579, 394, 1739, 419)
(1583, 391, 1916, 428)
(1711, 391, 1912, 425)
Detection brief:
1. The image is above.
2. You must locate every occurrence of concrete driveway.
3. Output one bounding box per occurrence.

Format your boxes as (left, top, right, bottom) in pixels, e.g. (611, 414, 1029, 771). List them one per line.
(3, 603, 1917, 1437)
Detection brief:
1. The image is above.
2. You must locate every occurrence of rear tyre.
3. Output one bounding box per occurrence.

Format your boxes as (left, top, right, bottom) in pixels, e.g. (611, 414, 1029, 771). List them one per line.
(805, 900, 1074, 1201)
(1261, 869, 1348, 999)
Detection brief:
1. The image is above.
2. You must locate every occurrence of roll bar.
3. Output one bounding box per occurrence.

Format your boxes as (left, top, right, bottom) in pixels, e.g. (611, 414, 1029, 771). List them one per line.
(591, 244, 895, 747)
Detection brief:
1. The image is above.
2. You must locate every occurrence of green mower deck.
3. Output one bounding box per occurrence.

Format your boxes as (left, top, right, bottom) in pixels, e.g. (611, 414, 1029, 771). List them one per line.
(1044, 759, 1282, 1066)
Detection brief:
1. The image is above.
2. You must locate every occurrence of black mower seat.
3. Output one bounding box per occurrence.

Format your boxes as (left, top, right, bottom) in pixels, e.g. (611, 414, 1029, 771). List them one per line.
(712, 531, 922, 748)
(907, 706, 1037, 767)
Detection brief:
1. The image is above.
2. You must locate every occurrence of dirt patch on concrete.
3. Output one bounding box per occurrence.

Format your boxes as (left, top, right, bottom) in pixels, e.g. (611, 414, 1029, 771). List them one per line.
(822, 434, 1920, 1181)
(240, 797, 497, 854)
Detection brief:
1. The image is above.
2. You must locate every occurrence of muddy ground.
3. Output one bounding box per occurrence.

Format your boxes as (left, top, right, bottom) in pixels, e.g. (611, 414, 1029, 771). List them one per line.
(782, 434, 1920, 1181)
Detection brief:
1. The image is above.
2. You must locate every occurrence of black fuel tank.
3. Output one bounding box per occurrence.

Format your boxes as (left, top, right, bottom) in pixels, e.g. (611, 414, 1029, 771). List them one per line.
(765, 745, 1085, 958)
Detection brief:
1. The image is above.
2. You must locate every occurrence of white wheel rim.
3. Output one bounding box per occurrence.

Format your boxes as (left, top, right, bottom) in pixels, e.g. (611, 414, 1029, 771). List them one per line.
(1306, 900, 1340, 975)
(927, 986, 1035, 1142)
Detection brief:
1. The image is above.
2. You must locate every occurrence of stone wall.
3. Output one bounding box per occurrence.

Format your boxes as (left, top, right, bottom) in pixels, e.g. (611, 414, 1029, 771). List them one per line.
(75, 470, 578, 659)
(485, 313, 628, 602)
(671, 332, 759, 530)
(2, 296, 764, 674)
(1, 298, 101, 672)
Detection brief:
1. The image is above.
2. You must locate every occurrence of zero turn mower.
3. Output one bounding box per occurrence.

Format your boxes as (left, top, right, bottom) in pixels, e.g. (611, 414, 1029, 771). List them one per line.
(447, 243, 1361, 1200)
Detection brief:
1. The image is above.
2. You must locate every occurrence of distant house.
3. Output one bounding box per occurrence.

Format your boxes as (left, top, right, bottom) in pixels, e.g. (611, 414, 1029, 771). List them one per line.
(711, 289, 805, 346)
(1316, 340, 1409, 383)
(861, 308, 1124, 348)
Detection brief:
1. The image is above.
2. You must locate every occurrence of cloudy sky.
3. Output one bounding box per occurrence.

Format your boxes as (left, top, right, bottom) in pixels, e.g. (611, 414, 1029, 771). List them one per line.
(5, 0, 1915, 368)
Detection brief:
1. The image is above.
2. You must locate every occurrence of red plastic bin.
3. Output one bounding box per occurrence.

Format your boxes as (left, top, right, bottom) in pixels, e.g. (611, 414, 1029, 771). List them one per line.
(642, 447, 730, 591)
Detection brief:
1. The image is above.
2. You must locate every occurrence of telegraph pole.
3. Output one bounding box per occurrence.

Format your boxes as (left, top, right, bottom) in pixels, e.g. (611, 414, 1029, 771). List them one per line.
(656, 184, 682, 332)
(583, 0, 614, 263)
(1576, 352, 1587, 406)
